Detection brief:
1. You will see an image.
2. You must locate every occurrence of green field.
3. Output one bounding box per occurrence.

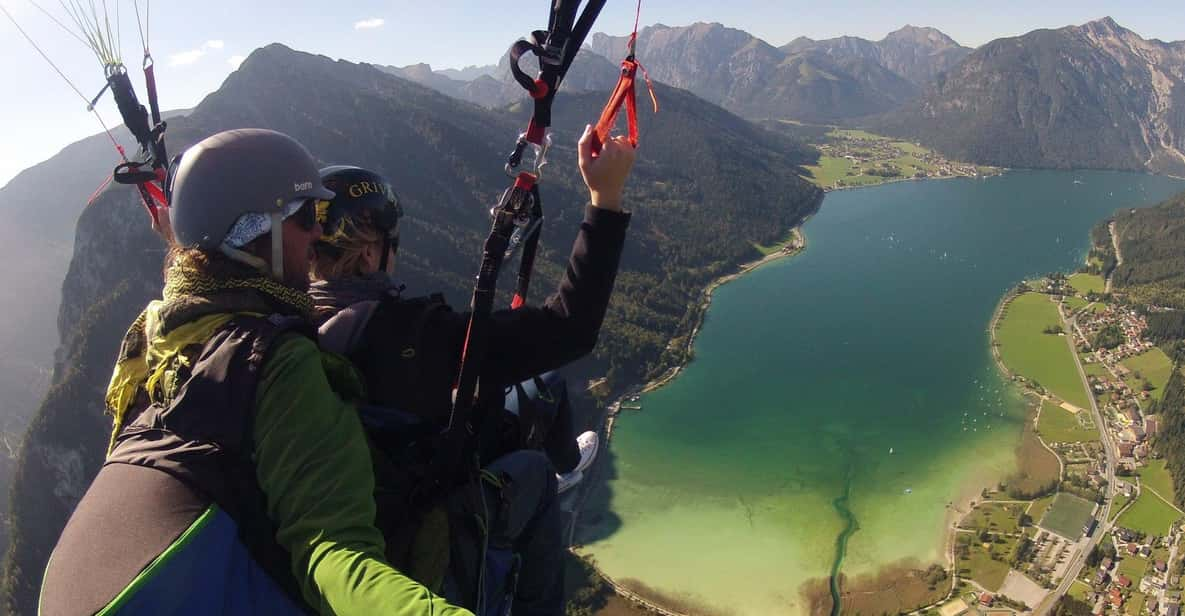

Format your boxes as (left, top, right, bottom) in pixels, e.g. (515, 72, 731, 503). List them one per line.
(1118, 491, 1181, 536)
(1068, 273, 1105, 295)
(753, 229, 799, 256)
(1064, 296, 1090, 313)
(803, 156, 885, 188)
(1123, 347, 1175, 401)
(1081, 357, 1109, 377)
(803, 128, 985, 188)
(1028, 494, 1056, 522)
(1068, 580, 1092, 601)
(959, 502, 1025, 534)
(960, 534, 1017, 591)
(1036, 400, 1099, 442)
(1138, 460, 1176, 503)
(1040, 493, 1096, 540)
(828, 128, 883, 140)
(1111, 493, 1132, 522)
(1117, 555, 1147, 584)
(1127, 591, 1146, 615)
(996, 293, 1092, 409)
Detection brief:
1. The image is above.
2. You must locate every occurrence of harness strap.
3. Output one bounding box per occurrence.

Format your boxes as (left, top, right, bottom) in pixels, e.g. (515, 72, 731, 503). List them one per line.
(510, 183, 543, 311)
(143, 54, 162, 126)
(507, 0, 607, 144)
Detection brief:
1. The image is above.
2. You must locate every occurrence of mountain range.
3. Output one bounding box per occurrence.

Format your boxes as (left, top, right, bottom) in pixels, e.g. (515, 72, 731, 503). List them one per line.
(386, 22, 971, 122)
(874, 17, 1185, 175)
(780, 25, 971, 87)
(391, 18, 1185, 175)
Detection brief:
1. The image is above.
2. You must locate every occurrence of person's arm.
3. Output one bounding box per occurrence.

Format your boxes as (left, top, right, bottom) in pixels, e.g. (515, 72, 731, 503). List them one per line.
(428, 205, 629, 385)
(427, 127, 636, 385)
(253, 334, 472, 616)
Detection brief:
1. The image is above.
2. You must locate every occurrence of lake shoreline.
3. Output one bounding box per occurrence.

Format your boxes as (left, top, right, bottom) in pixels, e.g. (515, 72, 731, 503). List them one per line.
(568, 221, 813, 616)
(640, 224, 810, 395)
(570, 170, 1185, 616)
(574, 216, 1004, 616)
(819, 167, 1009, 193)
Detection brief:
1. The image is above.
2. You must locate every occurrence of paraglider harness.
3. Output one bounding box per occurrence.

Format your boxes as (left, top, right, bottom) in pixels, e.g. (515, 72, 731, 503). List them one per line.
(420, 2, 659, 611)
(1, 1, 171, 233)
(106, 57, 170, 232)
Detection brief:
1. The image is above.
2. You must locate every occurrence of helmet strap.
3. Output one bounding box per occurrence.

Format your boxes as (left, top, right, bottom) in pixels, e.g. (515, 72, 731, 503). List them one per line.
(270, 212, 285, 280)
(219, 243, 269, 272)
(378, 235, 391, 273)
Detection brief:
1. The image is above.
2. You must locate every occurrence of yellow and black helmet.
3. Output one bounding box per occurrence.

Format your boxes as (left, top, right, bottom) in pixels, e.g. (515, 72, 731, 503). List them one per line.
(316, 165, 403, 259)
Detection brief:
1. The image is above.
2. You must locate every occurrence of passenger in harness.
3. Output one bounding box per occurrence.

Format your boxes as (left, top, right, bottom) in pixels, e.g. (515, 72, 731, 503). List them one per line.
(40, 129, 473, 616)
(308, 125, 635, 615)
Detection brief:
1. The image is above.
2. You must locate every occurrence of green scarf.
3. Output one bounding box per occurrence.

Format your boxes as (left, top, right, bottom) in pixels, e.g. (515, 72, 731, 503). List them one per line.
(105, 255, 314, 453)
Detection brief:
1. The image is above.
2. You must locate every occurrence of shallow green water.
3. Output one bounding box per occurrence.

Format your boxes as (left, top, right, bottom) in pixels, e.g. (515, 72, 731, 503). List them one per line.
(578, 171, 1185, 615)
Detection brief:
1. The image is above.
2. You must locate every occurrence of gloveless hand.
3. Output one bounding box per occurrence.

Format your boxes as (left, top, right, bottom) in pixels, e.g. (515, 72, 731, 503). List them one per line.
(578, 124, 636, 211)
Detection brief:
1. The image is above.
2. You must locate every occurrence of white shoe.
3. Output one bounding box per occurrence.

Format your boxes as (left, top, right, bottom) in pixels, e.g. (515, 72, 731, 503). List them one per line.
(557, 471, 584, 494)
(556, 431, 599, 493)
(573, 431, 599, 474)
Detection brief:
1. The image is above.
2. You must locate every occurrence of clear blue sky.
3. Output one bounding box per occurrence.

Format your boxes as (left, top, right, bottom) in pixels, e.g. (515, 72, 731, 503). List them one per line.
(2, 0, 1183, 187)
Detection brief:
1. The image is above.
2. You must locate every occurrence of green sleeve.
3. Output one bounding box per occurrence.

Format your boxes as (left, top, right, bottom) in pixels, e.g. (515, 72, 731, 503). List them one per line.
(253, 334, 472, 616)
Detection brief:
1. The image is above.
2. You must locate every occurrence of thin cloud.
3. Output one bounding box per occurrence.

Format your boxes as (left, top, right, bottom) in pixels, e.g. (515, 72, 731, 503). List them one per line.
(228, 55, 246, 69)
(354, 18, 385, 30)
(170, 48, 207, 66)
(169, 40, 227, 66)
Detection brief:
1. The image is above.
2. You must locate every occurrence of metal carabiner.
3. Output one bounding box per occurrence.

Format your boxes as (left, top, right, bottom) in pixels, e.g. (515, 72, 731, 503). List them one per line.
(504, 132, 551, 180)
(531, 133, 551, 179)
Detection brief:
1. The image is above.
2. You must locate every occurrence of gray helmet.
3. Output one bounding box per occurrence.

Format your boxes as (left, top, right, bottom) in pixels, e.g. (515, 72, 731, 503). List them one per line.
(168, 129, 334, 249)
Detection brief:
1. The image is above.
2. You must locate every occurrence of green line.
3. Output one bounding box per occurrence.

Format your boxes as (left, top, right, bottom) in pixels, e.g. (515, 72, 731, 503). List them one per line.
(97, 505, 218, 614)
(829, 464, 859, 616)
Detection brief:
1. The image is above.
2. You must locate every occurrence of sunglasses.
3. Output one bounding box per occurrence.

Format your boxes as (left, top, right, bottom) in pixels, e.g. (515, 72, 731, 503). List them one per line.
(289, 199, 320, 232)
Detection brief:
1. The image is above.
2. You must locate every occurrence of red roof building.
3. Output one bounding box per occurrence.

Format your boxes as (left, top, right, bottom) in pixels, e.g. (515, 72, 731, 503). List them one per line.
(1117, 574, 1132, 588)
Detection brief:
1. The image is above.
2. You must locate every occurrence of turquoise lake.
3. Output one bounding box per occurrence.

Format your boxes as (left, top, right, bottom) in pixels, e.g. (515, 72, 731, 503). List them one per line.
(577, 170, 1185, 615)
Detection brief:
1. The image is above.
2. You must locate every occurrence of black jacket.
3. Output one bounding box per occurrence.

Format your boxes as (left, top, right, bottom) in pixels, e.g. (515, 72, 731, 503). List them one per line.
(345, 205, 631, 426)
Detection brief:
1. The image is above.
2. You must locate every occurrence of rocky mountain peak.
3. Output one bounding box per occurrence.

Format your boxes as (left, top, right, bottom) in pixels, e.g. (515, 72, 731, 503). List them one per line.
(883, 24, 961, 49)
(874, 16, 1185, 176)
(397, 63, 438, 79)
(1082, 16, 1123, 35)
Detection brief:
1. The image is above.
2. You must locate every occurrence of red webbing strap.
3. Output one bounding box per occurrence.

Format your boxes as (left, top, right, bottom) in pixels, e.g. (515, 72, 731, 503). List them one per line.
(591, 59, 637, 155)
(144, 181, 166, 208)
(590, 30, 658, 156)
